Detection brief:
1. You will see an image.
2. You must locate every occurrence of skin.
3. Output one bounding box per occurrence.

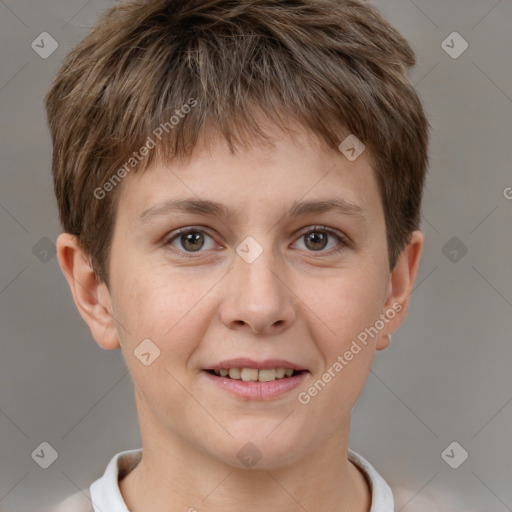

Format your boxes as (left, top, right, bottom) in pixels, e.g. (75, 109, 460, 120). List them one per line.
(57, 119, 423, 512)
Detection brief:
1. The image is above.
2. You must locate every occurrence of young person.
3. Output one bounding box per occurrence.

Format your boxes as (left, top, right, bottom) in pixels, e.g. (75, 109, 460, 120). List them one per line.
(46, 1, 436, 510)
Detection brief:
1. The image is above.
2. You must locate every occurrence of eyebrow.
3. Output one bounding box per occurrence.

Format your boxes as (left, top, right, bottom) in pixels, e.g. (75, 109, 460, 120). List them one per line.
(139, 196, 368, 225)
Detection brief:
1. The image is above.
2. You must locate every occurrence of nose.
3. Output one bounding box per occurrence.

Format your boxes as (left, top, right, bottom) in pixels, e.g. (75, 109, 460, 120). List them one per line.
(219, 245, 297, 336)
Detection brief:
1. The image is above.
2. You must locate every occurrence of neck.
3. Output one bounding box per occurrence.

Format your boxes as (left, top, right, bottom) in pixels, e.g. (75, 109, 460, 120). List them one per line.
(119, 426, 370, 512)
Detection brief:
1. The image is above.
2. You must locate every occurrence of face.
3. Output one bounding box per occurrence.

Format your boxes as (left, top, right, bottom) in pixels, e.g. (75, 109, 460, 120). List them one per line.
(67, 121, 417, 470)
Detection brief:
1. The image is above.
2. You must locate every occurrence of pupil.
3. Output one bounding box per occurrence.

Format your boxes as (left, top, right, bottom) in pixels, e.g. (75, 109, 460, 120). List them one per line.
(306, 231, 327, 251)
(182, 232, 204, 251)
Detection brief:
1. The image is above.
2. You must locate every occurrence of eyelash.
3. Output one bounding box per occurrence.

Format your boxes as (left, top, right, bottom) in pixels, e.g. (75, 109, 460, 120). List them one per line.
(164, 225, 350, 260)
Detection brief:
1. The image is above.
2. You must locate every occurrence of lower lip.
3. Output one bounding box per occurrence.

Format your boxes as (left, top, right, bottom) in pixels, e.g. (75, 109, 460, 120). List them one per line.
(202, 370, 309, 400)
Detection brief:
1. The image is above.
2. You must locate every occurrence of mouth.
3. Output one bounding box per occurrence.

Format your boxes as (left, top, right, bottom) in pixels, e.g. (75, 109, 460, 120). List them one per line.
(201, 361, 310, 400)
(204, 367, 306, 382)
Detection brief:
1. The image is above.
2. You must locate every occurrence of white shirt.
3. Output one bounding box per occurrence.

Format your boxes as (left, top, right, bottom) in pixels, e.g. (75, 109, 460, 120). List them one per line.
(51, 447, 396, 511)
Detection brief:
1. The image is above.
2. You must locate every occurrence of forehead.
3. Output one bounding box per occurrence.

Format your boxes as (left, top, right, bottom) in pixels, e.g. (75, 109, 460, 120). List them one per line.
(115, 121, 383, 227)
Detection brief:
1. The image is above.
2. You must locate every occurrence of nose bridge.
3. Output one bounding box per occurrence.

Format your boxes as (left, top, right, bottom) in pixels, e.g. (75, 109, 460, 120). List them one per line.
(220, 234, 295, 334)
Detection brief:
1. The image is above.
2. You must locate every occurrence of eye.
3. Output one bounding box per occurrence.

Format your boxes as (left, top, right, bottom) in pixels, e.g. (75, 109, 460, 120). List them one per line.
(165, 227, 218, 257)
(292, 225, 349, 256)
(164, 225, 349, 259)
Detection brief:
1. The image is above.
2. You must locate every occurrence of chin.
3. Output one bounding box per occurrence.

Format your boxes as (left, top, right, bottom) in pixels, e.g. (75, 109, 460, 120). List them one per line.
(212, 433, 305, 470)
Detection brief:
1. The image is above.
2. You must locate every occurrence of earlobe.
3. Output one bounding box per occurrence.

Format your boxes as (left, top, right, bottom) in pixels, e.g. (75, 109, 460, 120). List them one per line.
(376, 230, 424, 350)
(376, 332, 391, 351)
(56, 233, 120, 350)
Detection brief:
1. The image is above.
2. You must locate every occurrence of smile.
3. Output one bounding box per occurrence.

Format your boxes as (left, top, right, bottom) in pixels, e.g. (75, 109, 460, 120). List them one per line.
(202, 368, 309, 400)
(207, 367, 300, 382)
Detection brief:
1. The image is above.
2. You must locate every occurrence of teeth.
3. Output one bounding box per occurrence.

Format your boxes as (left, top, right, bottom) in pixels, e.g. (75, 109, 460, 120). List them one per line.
(275, 368, 286, 379)
(241, 368, 259, 381)
(258, 369, 276, 382)
(213, 367, 299, 382)
(228, 368, 241, 379)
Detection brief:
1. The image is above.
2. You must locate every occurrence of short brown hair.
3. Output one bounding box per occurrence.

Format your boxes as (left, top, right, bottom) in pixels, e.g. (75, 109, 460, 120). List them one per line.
(45, 0, 430, 287)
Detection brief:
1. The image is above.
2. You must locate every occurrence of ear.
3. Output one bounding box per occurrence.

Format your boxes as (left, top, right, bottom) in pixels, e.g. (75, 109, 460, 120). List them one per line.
(56, 233, 120, 350)
(376, 230, 424, 350)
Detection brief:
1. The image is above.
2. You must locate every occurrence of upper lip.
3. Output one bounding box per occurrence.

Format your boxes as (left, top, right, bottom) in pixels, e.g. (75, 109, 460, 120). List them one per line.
(205, 358, 309, 372)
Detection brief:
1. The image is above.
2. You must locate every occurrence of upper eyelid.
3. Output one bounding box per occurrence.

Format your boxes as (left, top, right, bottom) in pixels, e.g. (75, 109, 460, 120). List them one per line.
(166, 225, 349, 249)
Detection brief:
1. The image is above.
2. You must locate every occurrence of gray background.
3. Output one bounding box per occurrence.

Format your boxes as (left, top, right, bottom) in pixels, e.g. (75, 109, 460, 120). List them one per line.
(1, 1, 511, 511)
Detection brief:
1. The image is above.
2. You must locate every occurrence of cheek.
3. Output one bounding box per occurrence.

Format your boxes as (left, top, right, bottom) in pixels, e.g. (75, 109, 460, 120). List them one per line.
(113, 277, 205, 412)
(113, 268, 219, 374)
(304, 278, 381, 409)
(308, 267, 386, 341)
